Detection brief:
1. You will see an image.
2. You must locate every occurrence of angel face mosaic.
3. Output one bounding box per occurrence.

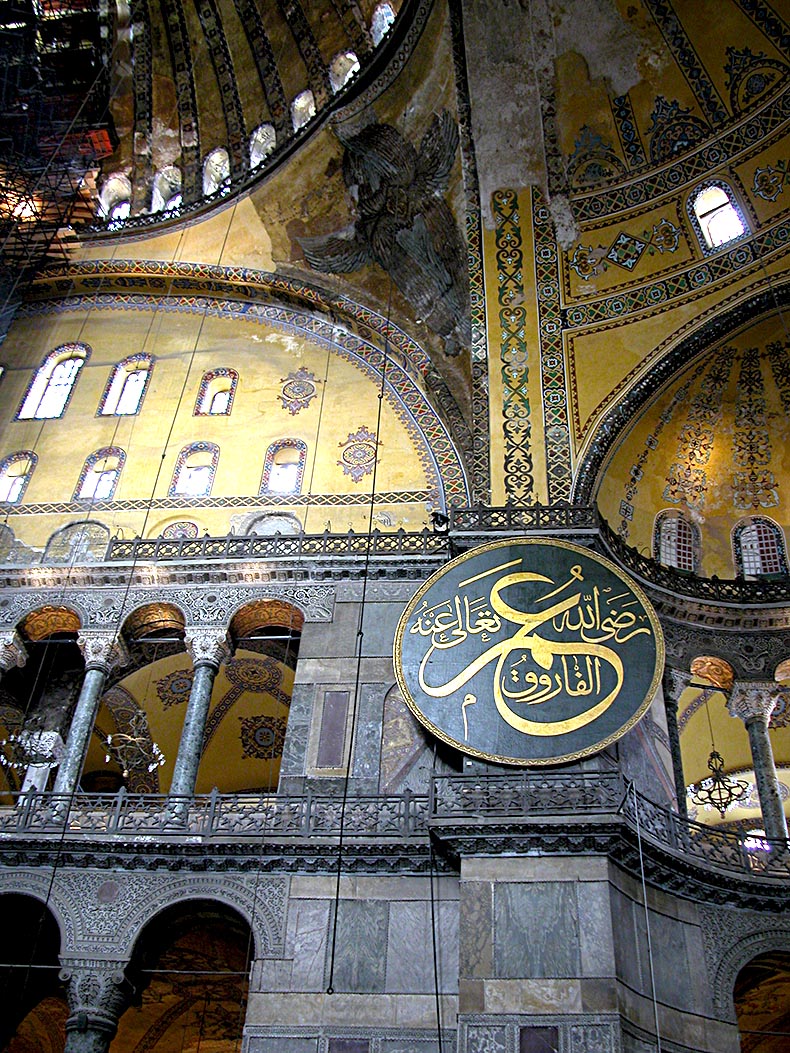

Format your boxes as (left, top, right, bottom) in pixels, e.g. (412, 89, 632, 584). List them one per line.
(394, 539, 664, 766)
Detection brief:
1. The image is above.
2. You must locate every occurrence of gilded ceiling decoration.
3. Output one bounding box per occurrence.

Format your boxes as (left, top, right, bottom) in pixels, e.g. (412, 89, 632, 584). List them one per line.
(20, 606, 81, 641)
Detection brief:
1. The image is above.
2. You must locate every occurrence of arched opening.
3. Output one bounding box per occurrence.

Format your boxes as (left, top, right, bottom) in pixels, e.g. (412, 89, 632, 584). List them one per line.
(99, 172, 132, 223)
(1, 608, 83, 795)
(0, 894, 66, 1051)
(734, 950, 790, 1053)
(249, 123, 275, 169)
(80, 604, 188, 794)
(291, 89, 315, 131)
(329, 50, 360, 93)
(118, 899, 251, 1050)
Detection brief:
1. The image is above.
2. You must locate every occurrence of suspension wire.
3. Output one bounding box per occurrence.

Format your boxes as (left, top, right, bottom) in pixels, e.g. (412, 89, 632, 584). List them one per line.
(429, 744, 444, 1053)
(631, 781, 663, 1052)
(326, 265, 395, 995)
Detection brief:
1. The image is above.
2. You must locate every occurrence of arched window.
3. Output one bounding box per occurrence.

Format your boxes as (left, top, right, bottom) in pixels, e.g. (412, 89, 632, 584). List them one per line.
(689, 182, 746, 250)
(261, 440, 306, 495)
(654, 510, 699, 572)
(194, 369, 238, 416)
(0, 451, 37, 503)
(371, 2, 396, 44)
(17, 343, 89, 420)
(291, 90, 316, 131)
(75, 448, 125, 501)
(733, 516, 788, 578)
(151, 166, 182, 214)
(203, 148, 231, 196)
(249, 124, 276, 169)
(99, 172, 132, 223)
(98, 355, 152, 416)
(329, 51, 360, 93)
(171, 442, 219, 497)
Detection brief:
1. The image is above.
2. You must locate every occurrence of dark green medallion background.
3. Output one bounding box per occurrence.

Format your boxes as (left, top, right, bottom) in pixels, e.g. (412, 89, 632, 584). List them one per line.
(393, 538, 664, 765)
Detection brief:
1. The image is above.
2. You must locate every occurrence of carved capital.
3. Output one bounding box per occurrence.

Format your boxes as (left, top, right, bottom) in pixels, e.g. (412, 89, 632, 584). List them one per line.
(0, 629, 27, 672)
(185, 627, 232, 668)
(60, 958, 132, 1038)
(77, 632, 130, 673)
(666, 668, 690, 705)
(727, 681, 782, 725)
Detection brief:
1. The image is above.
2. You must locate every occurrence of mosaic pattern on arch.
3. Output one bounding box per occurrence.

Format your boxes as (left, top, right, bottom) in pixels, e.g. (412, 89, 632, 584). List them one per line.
(239, 714, 287, 760)
(194, 368, 238, 416)
(493, 188, 534, 503)
(568, 217, 682, 281)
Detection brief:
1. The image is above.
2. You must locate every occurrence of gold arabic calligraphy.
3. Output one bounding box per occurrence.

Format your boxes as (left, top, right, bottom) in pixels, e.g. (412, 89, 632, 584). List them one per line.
(409, 560, 651, 738)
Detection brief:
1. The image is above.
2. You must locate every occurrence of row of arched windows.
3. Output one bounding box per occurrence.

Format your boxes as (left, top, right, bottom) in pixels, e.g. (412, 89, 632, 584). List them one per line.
(99, 4, 397, 219)
(654, 510, 789, 579)
(0, 440, 308, 503)
(14, 346, 238, 421)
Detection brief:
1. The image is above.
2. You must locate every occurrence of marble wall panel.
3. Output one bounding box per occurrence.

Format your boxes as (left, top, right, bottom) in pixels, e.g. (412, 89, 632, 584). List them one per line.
(460, 881, 493, 978)
(289, 900, 331, 991)
(493, 882, 581, 979)
(330, 900, 390, 992)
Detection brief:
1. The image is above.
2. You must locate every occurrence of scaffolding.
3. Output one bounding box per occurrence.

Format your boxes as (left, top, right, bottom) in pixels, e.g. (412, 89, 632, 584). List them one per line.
(0, 0, 116, 340)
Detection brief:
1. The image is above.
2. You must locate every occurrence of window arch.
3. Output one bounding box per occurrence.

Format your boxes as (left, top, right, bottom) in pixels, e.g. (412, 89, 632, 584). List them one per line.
(653, 510, 700, 572)
(160, 520, 199, 539)
(194, 369, 238, 416)
(291, 90, 316, 131)
(0, 451, 37, 503)
(261, 440, 306, 495)
(733, 516, 788, 578)
(98, 354, 153, 416)
(689, 182, 746, 250)
(74, 447, 126, 501)
(329, 51, 360, 93)
(202, 148, 231, 197)
(249, 124, 276, 169)
(371, 2, 396, 44)
(170, 442, 219, 497)
(17, 343, 89, 420)
(99, 172, 132, 223)
(151, 166, 182, 214)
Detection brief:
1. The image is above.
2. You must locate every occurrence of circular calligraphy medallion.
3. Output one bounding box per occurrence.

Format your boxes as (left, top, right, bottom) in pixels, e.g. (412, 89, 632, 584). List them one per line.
(393, 538, 664, 766)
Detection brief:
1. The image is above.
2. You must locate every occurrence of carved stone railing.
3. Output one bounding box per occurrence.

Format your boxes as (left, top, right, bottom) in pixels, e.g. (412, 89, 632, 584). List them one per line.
(430, 771, 790, 882)
(447, 504, 597, 533)
(0, 788, 429, 840)
(599, 516, 790, 605)
(105, 528, 451, 564)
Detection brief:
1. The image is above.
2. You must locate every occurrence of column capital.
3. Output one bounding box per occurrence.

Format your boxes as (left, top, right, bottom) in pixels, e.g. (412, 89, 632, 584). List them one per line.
(727, 681, 783, 725)
(185, 626, 232, 668)
(0, 629, 27, 672)
(665, 668, 690, 706)
(77, 632, 130, 673)
(60, 957, 132, 1048)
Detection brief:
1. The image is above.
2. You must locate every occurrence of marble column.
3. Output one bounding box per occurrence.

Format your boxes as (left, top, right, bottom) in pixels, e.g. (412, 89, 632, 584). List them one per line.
(664, 668, 689, 818)
(168, 627, 232, 798)
(52, 632, 129, 796)
(727, 681, 789, 844)
(0, 628, 26, 674)
(61, 959, 132, 1053)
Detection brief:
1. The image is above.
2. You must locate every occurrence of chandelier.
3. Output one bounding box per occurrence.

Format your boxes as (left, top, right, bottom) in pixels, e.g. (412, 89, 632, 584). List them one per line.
(104, 711, 165, 778)
(0, 727, 63, 773)
(689, 749, 749, 819)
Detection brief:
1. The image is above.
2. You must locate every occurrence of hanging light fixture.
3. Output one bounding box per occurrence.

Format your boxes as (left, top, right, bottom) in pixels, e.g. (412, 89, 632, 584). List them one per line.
(687, 658, 748, 819)
(104, 710, 165, 778)
(0, 728, 58, 772)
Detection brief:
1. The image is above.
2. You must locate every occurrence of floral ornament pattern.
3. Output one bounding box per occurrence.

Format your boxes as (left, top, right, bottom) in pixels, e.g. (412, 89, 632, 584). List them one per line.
(569, 218, 682, 281)
(279, 367, 318, 415)
(239, 714, 287, 759)
(155, 668, 194, 708)
(753, 160, 789, 202)
(338, 426, 379, 483)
